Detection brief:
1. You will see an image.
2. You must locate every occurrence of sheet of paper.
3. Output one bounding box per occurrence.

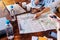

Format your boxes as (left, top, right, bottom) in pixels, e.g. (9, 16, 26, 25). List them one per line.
(0, 17, 7, 30)
(17, 13, 58, 34)
(6, 4, 26, 15)
(20, 19, 44, 34)
(17, 13, 45, 34)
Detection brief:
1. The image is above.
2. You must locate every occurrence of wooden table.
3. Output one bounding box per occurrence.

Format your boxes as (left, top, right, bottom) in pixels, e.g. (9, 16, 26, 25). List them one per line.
(0, 3, 57, 40)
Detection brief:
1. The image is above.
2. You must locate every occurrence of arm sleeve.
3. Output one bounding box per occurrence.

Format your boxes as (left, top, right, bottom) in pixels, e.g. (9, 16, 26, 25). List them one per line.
(46, 0, 60, 10)
(31, 0, 36, 8)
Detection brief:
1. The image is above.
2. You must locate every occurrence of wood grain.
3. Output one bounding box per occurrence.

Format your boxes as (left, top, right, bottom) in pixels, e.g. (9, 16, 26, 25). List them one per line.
(2, 0, 15, 5)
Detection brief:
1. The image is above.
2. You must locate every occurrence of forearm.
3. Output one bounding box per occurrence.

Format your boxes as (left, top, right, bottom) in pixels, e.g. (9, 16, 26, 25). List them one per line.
(40, 7, 50, 14)
(34, 7, 50, 18)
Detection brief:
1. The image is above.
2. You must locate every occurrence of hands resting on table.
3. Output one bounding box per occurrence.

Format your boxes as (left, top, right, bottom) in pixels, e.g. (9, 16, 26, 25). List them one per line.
(33, 7, 50, 19)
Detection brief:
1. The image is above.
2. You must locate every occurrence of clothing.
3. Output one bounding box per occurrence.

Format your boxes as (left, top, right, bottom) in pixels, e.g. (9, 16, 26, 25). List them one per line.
(47, 0, 60, 12)
(43, 0, 55, 7)
(31, 0, 59, 12)
(47, 0, 60, 9)
(31, 0, 56, 8)
(31, 0, 44, 8)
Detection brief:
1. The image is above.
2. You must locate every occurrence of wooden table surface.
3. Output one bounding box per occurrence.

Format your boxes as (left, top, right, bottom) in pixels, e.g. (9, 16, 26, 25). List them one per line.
(0, 3, 59, 40)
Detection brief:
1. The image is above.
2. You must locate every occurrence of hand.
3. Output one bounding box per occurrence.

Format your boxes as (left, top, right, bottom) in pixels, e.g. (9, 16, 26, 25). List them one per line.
(31, 8, 40, 14)
(34, 12, 42, 18)
(32, 9, 37, 14)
